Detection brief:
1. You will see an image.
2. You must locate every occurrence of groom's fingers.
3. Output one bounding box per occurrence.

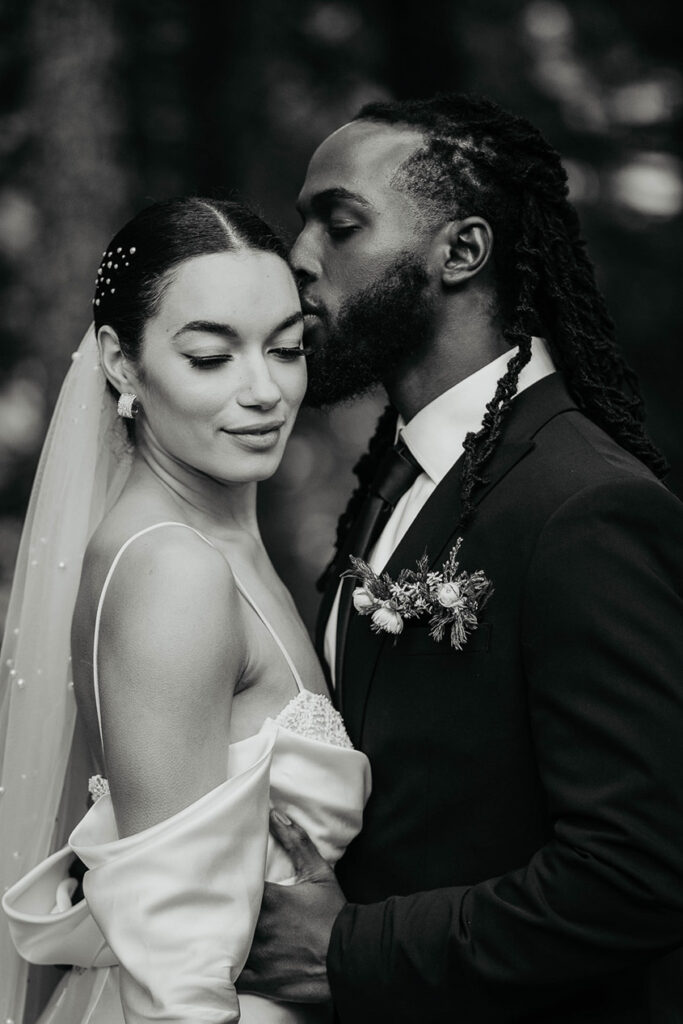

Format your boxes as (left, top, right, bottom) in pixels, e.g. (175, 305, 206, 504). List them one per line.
(269, 808, 331, 881)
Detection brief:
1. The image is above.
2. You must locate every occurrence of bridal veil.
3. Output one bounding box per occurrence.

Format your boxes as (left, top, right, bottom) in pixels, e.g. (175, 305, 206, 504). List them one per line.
(0, 326, 131, 1023)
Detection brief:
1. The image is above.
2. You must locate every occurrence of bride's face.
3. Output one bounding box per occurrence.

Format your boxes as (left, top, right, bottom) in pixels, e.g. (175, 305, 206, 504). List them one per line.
(130, 250, 306, 484)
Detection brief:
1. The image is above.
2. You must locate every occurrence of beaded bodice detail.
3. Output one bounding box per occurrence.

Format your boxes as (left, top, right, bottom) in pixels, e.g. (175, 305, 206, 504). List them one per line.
(87, 522, 351, 803)
(88, 774, 110, 800)
(271, 690, 352, 748)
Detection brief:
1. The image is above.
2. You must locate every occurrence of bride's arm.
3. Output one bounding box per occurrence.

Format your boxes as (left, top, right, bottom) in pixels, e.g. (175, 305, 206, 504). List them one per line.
(72, 529, 275, 1024)
(95, 529, 245, 835)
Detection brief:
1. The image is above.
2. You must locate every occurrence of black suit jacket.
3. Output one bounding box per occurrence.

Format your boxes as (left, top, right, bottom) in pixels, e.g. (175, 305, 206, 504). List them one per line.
(322, 375, 683, 1023)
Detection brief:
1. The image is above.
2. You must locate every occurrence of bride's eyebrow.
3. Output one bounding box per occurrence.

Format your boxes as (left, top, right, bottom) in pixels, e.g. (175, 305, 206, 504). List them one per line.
(173, 313, 303, 343)
(173, 320, 238, 341)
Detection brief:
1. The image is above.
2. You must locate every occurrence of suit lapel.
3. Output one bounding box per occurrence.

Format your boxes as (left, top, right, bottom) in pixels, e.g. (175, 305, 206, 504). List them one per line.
(339, 457, 464, 738)
(339, 373, 577, 742)
(393, 443, 535, 573)
(340, 440, 533, 738)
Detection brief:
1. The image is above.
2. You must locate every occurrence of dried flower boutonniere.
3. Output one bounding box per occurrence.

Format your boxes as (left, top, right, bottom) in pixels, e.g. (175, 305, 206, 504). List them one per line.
(343, 539, 493, 650)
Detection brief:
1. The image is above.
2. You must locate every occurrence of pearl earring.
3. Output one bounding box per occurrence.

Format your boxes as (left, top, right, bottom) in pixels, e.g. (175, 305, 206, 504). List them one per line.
(117, 393, 138, 419)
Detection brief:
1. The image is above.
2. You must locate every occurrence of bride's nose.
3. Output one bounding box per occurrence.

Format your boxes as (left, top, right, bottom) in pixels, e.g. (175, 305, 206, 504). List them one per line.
(235, 357, 282, 410)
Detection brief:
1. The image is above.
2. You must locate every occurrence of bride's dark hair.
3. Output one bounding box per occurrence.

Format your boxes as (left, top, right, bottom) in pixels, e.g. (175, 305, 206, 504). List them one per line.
(93, 196, 288, 374)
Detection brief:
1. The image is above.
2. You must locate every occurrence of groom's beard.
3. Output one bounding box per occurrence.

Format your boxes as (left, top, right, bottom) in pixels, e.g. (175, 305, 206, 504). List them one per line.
(303, 254, 436, 408)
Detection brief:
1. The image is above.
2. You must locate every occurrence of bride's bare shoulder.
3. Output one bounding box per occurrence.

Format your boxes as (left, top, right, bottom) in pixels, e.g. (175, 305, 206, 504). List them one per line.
(85, 513, 234, 603)
(72, 509, 249, 770)
(74, 509, 244, 665)
(76, 511, 247, 692)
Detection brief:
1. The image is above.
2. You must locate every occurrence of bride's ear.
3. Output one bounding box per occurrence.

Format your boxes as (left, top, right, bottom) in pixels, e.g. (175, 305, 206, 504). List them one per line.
(97, 325, 137, 396)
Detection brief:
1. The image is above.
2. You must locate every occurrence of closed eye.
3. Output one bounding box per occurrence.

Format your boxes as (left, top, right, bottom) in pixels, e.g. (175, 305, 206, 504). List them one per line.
(327, 223, 358, 240)
(270, 347, 308, 360)
(187, 355, 232, 369)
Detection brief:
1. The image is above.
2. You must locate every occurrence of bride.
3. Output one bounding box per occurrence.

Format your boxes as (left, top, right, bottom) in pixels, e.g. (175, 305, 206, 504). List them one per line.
(0, 197, 370, 1024)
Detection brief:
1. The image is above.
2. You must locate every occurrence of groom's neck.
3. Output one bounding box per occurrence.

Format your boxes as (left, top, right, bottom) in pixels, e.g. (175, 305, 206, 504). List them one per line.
(386, 311, 511, 423)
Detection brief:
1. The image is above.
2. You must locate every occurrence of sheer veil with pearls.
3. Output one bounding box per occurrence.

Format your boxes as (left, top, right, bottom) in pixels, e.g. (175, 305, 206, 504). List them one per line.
(0, 325, 132, 1024)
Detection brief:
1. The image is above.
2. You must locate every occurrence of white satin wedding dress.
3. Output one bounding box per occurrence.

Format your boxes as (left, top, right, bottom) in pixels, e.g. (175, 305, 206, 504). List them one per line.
(3, 522, 371, 1024)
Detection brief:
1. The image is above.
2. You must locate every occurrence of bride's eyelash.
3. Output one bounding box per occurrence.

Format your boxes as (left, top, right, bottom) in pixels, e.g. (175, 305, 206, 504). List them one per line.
(271, 347, 307, 360)
(187, 355, 231, 369)
(187, 348, 307, 369)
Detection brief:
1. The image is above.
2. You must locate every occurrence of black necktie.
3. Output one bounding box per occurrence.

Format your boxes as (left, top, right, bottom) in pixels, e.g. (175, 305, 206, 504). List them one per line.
(335, 440, 422, 695)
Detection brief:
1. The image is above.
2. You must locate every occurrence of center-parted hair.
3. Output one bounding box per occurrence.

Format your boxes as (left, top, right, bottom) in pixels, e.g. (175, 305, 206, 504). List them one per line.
(323, 93, 667, 587)
(93, 197, 287, 369)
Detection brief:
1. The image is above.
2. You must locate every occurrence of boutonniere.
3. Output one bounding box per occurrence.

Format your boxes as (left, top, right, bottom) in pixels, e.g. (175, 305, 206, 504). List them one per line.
(343, 539, 493, 651)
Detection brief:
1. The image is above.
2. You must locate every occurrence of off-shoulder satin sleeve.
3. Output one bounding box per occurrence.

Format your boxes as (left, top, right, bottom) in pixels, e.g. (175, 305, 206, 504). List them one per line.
(69, 724, 276, 1024)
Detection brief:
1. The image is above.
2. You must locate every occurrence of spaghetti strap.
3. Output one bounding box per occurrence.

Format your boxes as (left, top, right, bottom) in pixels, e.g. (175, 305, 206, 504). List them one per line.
(91, 520, 305, 755)
(230, 576, 306, 696)
(92, 522, 215, 752)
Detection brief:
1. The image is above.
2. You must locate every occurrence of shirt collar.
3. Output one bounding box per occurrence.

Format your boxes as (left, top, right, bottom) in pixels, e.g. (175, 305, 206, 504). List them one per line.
(398, 337, 556, 484)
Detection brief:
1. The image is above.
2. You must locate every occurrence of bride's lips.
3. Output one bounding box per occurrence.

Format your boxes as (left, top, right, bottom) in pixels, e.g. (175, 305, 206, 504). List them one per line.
(221, 419, 286, 450)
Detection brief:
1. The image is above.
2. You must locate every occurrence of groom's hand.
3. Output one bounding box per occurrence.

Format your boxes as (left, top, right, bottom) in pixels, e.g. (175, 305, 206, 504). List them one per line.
(239, 809, 346, 1003)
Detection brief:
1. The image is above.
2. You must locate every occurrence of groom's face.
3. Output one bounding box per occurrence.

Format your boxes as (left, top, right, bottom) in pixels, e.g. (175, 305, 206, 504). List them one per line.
(291, 120, 438, 406)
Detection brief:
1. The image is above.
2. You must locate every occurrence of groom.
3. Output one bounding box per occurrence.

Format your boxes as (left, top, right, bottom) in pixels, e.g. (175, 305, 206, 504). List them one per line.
(242, 94, 683, 1022)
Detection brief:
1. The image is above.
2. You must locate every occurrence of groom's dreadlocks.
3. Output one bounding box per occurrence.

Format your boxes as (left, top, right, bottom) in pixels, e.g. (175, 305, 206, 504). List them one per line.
(322, 93, 667, 588)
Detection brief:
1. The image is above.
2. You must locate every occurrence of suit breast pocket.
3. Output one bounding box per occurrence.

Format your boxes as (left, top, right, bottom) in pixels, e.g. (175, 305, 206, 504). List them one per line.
(399, 621, 492, 655)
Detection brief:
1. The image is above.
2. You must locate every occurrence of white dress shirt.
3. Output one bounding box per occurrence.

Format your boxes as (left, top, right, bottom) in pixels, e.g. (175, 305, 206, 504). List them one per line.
(323, 338, 556, 683)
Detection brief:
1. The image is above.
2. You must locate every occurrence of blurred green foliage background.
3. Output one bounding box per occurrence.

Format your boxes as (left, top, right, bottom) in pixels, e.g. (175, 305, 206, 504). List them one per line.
(1, 0, 681, 633)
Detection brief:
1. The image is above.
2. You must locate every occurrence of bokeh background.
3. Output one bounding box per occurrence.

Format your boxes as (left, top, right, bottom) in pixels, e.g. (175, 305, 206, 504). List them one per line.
(1, 0, 681, 635)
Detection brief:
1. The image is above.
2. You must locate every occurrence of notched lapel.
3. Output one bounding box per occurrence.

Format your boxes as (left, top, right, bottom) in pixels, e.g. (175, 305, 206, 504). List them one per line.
(341, 440, 533, 743)
(336, 373, 576, 743)
(385, 440, 534, 579)
(339, 458, 463, 739)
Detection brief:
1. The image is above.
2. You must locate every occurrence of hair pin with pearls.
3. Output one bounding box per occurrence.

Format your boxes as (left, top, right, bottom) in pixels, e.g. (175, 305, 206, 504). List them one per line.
(93, 245, 138, 307)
